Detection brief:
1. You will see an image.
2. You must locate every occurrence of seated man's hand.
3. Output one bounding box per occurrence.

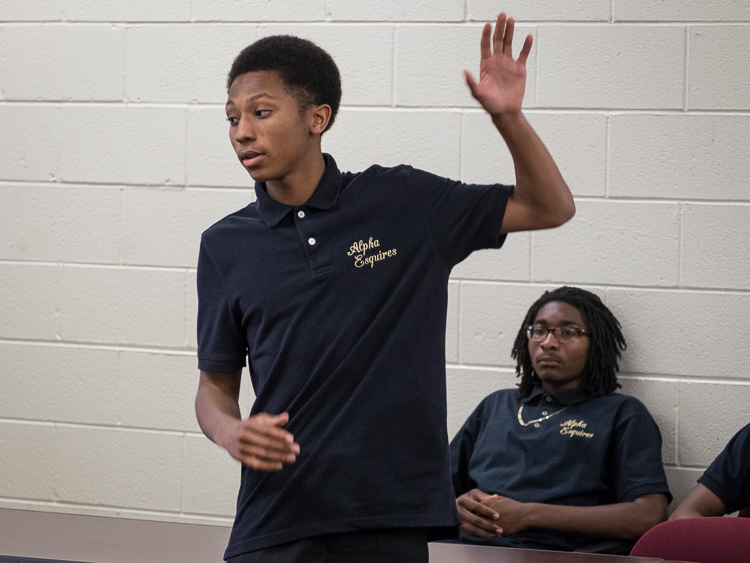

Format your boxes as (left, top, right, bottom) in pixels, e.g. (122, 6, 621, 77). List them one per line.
(456, 489, 503, 537)
(481, 494, 531, 536)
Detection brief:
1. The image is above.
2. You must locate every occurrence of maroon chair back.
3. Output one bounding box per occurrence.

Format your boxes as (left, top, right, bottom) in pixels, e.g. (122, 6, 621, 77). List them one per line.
(739, 505, 750, 518)
(630, 517, 750, 563)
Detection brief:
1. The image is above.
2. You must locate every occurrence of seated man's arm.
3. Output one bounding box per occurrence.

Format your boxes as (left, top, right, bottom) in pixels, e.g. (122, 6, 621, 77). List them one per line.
(670, 483, 726, 520)
(473, 492, 668, 539)
(195, 370, 299, 471)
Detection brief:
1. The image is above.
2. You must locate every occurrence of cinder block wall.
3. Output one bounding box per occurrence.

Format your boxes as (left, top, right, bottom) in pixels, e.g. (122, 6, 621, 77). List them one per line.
(1, 0, 749, 524)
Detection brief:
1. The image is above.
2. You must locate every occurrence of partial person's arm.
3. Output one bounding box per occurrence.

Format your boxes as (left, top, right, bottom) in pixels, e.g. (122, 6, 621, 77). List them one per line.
(465, 13, 574, 234)
(195, 370, 299, 471)
(457, 489, 668, 540)
(669, 484, 727, 520)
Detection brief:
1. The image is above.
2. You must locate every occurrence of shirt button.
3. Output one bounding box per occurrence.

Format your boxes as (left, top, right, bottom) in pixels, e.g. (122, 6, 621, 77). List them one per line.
(297, 210, 305, 218)
(542, 411, 548, 416)
(546, 396, 552, 403)
(308, 237, 316, 246)
(534, 423, 540, 428)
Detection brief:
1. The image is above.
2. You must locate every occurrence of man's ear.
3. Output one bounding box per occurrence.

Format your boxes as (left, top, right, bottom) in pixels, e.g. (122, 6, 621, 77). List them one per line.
(309, 104, 332, 134)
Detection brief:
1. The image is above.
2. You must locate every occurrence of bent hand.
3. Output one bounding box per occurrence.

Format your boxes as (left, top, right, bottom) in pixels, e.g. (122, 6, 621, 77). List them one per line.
(464, 12, 532, 118)
(228, 412, 300, 471)
(481, 494, 531, 536)
(456, 489, 503, 537)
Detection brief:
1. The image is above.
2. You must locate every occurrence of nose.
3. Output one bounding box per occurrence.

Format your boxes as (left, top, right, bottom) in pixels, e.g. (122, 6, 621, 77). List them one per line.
(540, 330, 560, 349)
(234, 116, 255, 143)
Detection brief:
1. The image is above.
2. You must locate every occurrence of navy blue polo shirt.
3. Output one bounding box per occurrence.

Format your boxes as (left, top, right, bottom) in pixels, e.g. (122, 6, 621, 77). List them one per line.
(197, 154, 512, 558)
(698, 422, 750, 514)
(449, 386, 671, 552)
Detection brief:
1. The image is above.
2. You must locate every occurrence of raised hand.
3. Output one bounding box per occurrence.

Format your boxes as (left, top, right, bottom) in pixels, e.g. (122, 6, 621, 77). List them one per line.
(464, 13, 533, 117)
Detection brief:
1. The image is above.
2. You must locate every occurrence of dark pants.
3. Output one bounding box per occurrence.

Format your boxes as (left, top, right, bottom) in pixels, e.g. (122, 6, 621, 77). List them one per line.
(226, 528, 429, 563)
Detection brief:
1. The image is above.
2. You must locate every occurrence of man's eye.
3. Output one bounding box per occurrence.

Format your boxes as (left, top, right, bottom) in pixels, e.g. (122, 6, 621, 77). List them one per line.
(226, 117, 239, 126)
(255, 110, 271, 118)
(531, 327, 546, 337)
(559, 328, 576, 338)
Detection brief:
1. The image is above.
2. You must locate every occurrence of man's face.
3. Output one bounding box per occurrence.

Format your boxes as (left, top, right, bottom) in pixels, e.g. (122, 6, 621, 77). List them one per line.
(225, 70, 315, 185)
(528, 301, 590, 394)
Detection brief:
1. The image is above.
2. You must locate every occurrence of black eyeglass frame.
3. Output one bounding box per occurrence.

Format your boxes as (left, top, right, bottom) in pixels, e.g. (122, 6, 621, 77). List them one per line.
(526, 325, 590, 343)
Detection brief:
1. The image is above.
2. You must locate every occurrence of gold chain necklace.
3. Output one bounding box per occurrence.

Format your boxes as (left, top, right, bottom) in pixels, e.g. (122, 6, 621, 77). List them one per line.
(517, 404, 569, 427)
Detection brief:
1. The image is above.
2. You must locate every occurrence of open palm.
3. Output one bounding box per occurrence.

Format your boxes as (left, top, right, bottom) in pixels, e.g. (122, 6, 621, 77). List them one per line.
(465, 13, 532, 116)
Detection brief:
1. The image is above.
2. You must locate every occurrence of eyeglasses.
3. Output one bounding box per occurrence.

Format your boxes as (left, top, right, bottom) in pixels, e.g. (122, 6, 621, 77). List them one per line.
(526, 325, 589, 343)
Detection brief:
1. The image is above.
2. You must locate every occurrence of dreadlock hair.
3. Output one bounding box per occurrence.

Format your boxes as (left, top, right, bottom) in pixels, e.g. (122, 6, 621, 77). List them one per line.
(227, 35, 342, 134)
(511, 286, 626, 399)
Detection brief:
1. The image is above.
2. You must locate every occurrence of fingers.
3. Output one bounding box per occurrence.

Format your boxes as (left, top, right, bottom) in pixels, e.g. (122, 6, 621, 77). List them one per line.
(517, 34, 533, 66)
(456, 490, 503, 537)
(235, 412, 300, 471)
(480, 22, 492, 60)
(492, 12, 507, 54)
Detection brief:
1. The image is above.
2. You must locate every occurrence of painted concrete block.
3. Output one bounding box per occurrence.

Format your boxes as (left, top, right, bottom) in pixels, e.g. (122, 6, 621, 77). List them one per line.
(257, 24, 393, 107)
(126, 25, 256, 104)
(57, 265, 187, 347)
(608, 289, 750, 379)
(181, 435, 239, 517)
(53, 426, 183, 511)
(322, 108, 461, 180)
(328, 0, 463, 21)
(193, 0, 326, 22)
(187, 106, 256, 188)
(0, 422, 56, 502)
(396, 24, 536, 108)
(0, 185, 120, 264)
(0, 104, 62, 182)
(0, 343, 119, 425)
(537, 26, 684, 109)
(468, 0, 610, 22)
(59, 105, 186, 186)
(677, 381, 750, 466)
(1, 25, 124, 101)
(462, 111, 607, 196)
(609, 114, 750, 201)
(120, 187, 251, 268)
(665, 467, 704, 512)
(682, 204, 750, 290)
(62, 0, 192, 21)
(2, 1, 63, 21)
(532, 201, 680, 287)
(616, 1, 750, 22)
(689, 26, 750, 110)
(117, 351, 201, 433)
(0, 263, 60, 340)
(446, 366, 516, 438)
(451, 234, 531, 282)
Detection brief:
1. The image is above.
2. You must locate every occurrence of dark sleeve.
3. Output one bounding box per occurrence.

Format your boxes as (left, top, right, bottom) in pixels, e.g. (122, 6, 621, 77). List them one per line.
(449, 404, 485, 497)
(405, 166, 513, 267)
(698, 423, 750, 514)
(609, 401, 672, 504)
(196, 233, 247, 373)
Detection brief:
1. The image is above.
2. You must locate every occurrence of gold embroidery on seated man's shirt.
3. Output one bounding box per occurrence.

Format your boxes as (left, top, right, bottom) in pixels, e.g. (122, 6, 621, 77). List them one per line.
(559, 418, 595, 439)
(347, 237, 398, 268)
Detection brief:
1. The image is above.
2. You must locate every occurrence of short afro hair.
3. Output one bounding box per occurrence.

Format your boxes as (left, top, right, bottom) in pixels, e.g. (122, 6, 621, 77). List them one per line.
(227, 35, 342, 133)
(511, 286, 626, 398)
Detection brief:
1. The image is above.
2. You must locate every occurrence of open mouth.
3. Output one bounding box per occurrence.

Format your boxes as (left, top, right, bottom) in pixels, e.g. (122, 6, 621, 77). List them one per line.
(239, 151, 263, 167)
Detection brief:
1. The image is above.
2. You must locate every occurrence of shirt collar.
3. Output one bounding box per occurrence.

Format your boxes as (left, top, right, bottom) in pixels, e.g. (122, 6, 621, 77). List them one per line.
(522, 385, 591, 406)
(255, 153, 342, 227)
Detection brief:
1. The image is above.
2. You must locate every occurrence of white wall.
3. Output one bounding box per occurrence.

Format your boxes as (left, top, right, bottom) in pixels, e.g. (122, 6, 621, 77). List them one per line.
(1, 0, 749, 524)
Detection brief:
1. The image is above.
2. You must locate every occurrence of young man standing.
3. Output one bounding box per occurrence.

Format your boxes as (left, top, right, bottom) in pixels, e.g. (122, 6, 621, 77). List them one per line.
(195, 13, 574, 562)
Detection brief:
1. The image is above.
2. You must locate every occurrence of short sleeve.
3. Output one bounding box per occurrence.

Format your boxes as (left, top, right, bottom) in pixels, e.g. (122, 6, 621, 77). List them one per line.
(609, 405, 672, 504)
(449, 404, 486, 497)
(196, 234, 247, 373)
(698, 423, 750, 514)
(405, 166, 513, 267)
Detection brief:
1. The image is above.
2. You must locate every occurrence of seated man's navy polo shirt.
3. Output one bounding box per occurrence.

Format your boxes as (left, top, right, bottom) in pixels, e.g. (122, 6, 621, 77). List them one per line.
(699, 422, 750, 514)
(197, 154, 512, 558)
(450, 386, 672, 552)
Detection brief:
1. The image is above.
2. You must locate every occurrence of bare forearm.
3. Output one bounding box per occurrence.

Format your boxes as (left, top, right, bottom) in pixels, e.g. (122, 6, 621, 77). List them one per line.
(521, 495, 667, 539)
(195, 371, 243, 451)
(493, 111, 574, 232)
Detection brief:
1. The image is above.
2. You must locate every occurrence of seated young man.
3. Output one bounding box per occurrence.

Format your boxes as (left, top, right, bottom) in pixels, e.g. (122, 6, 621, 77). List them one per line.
(450, 287, 671, 553)
(195, 13, 575, 563)
(670, 422, 750, 519)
